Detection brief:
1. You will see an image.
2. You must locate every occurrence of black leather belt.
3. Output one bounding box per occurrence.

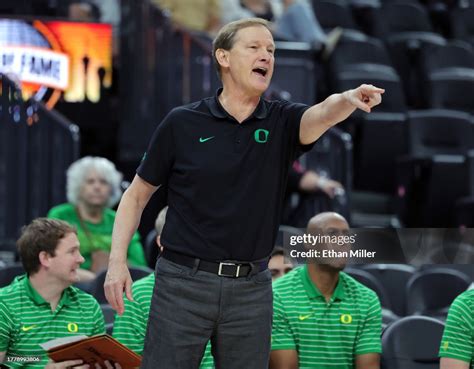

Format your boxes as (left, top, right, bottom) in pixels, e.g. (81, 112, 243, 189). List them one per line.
(161, 249, 268, 278)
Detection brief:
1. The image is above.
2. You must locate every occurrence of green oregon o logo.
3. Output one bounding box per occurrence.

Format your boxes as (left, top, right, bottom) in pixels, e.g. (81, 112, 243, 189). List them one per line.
(67, 323, 79, 333)
(340, 314, 352, 324)
(254, 129, 269, 143)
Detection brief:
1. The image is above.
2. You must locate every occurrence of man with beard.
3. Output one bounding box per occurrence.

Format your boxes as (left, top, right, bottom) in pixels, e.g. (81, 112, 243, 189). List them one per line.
(270, 212, 382, 369)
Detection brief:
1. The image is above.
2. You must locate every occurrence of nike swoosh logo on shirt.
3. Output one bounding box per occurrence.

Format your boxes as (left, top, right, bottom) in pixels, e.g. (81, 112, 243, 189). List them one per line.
(199, 136, 215, 143)
(21, 325, 37, 332)
(298, 314, 313, 321)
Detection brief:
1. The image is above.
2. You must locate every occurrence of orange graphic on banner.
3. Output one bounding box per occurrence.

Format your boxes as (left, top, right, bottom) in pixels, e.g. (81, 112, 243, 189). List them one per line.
(43, 21, 112, 103)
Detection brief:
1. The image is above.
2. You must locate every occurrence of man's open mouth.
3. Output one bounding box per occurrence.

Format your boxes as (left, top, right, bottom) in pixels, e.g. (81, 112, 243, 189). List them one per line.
(252, 67, 268, 77)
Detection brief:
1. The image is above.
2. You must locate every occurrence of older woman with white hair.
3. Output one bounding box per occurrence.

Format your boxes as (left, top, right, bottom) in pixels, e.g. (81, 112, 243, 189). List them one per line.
(48, 156, 147, 275)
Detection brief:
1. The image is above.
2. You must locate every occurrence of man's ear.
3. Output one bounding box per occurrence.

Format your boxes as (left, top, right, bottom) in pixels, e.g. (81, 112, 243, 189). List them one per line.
(39, 251, 52, 268)
(215, 48, 230, 69)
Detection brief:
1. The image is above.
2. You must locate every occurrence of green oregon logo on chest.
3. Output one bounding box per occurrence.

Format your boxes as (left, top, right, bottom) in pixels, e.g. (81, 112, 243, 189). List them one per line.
(254, 129, 269, 143)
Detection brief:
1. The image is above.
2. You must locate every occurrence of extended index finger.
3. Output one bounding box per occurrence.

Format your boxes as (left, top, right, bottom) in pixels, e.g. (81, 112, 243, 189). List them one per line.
(360, 84, 385, 94)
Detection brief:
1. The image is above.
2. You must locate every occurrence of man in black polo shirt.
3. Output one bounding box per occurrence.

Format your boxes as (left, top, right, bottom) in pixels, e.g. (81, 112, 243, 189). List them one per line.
(104, 17, 384, 369)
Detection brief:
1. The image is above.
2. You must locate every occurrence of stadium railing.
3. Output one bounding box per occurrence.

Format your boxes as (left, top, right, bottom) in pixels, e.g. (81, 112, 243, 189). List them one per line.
(0, 73, 80, 263)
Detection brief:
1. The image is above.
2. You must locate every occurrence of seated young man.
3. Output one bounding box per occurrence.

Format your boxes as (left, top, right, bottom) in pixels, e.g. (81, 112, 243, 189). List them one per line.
(0, 218, 106, 368)
(113, 207, 214, 368)
(439, 289, 473, 369)
(270, 212, 382, 369)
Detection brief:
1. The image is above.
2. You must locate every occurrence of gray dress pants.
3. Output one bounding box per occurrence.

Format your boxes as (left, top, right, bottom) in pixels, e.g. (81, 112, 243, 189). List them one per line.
(141, 256, 273, 369)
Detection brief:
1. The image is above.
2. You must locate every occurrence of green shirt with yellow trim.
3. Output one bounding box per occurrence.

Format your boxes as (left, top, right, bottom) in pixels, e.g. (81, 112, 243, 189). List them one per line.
(271, 265, 382, 369)
(439, 289, 473, 368)
(0, 275, 104, 368)
(112, 274, 215, 368)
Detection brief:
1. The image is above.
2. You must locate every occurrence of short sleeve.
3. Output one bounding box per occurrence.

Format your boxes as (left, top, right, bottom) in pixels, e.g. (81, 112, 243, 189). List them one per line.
(271, 291, 297, 350)
(439, 293, 473, 363)
(355, 292, 382, 355)
(281, 102, 313, 162)
(0, 301, 13, 351)
(136, 111, 176, 187)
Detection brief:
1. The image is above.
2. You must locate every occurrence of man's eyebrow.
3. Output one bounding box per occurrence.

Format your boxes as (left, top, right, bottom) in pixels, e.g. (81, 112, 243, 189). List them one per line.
(246, 40, 275, 48)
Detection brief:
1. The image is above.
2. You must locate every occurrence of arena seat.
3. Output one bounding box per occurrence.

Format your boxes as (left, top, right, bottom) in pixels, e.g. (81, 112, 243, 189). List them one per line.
(425, 70, 474, 113)
(331, 68, 408, 227)
(362, 264, 416, 316)
(397, 110, 472, 226)
(300, 127, 353, 221)
(273, 42, 318, 105)
(333, 68, 406, 113)
(328, 35, 394, 72)
(311, 0, 360, 32)
(418, 41, 474, 107)
(371, 2, 447, 106)
(450, 7, 474, 48)
(355, 112, 408, 194)
(381, 316, 445, 369)
(406, 267, 471, 316)
(382, 308, 399, 329)
(373, 2, 435, 37)
(408, 110, 473, 157)
(0, 263, 25, 288)
(420, 41, 474, 74)
(456, 194, 474, 228)
(419, 264, 474, 282)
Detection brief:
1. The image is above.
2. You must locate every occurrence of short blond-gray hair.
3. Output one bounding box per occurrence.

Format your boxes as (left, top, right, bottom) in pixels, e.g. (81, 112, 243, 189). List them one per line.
(213, 18, 271, 78)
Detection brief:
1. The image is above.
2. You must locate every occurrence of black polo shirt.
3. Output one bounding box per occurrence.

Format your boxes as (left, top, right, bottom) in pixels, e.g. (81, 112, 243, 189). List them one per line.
(137, 90, 313, 261)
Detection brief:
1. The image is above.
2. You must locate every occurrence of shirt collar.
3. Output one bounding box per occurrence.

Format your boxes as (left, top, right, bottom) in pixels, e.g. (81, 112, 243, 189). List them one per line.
(22, 275, 73, 307)
(301, 265, 346, 302)
(208, 88, 269, 120)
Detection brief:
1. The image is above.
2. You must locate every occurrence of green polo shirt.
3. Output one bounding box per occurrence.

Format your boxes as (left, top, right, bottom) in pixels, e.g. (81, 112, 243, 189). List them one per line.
(0, 275, 104, 368)
(439, 289, 473, 368)
(112, 274, 214, 368)
(272, 266, 382, 369)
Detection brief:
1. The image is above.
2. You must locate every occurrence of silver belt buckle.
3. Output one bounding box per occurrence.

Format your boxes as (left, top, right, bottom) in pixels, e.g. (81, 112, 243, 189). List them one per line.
(218, 262, 241, 277)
